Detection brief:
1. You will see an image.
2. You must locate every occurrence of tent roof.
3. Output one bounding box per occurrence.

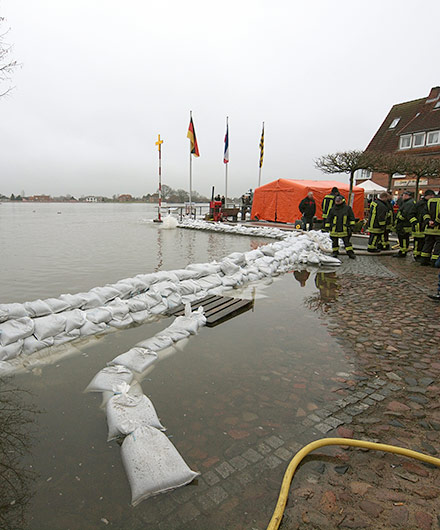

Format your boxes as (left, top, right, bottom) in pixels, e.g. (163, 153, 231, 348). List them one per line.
(357, 180, 387, 193)
(257, 179, 363, 192)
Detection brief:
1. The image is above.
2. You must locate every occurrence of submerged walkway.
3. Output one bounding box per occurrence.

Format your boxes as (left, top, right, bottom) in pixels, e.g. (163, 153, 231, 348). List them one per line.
(140, 255, 440, 530)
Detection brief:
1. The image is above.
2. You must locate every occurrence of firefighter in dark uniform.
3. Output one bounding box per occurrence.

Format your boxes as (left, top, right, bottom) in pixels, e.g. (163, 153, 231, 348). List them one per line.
(380, 193, 394, 250)
(394, 191, 415, 258)
(420, 193, 440, 266)
(321, 187, 339, 230)
(410, 189, 435, 261)
(324, 195, 356, 258)
(367, 191, 389, 252)
(299, 191, 316, 230)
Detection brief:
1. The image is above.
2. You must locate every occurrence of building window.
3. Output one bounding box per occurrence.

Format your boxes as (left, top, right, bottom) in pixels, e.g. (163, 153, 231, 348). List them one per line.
(360, 169, 372, 180)
(399, 135, 412, 149)
(412, 132, 426, 147)
(435, 101, 440, 109)
(427, 130, 440, 145)
(389, 118, 400, 129)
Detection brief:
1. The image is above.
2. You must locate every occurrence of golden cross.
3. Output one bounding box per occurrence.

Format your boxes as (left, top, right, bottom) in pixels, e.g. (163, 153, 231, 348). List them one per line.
(155, 134, 163, 151)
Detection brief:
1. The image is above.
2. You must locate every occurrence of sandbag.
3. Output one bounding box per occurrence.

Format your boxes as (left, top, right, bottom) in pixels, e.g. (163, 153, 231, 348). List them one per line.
(165, 292, 182, 310)
(59, 293, 86, 309)
(177, 279, 201, 295)
(106, 393, 165, 441)
(89, 285, 121, 303)
(172, 269, 199, 281)
(149, 300, 168, 315)
(85, 365, 134, 393)
(0, 303, 27, 321)
(33, 314, 67, 341)
(22, 335, 54, 355)
(44, 298, 70, 314)
(23, 299, 52, 318)
(121, 426, 199, 505)
(78, 291, 106, 310)
(130, 310, 151, 324)
(85, 307, 113, 324)
(0, 339, 23, 361)
(219, 258, 241, 276)
(109, 347, 158, 373)
(52, 329, 81, 346)
(79, 320, 107, 337)
(136, 334, 174, 351)
(126, 299, 147, 312)
(107, 298, 130, 320)
(64, 309, 86, 332)
(149, 281, 178, 298)
(108, 314, 133, 329)
(0, 317, 35, 346)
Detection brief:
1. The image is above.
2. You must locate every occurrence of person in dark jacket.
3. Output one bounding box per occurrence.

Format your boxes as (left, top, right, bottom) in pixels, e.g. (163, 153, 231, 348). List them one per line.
(367, 192, 389, 252)
(410, 189, 435, 261)
(324, 195, 356, 259)
(299, 191, 316, 230)
(380, 193, 394, 250)
(321, 187, 339, 229)
(420, 193, 440, 266)
(394, 191, 415, 258)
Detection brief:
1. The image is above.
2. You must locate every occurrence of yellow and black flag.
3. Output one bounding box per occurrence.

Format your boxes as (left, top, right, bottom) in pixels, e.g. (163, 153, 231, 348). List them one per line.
(187, 117, 200, 157)
(259, 123, 264, 168)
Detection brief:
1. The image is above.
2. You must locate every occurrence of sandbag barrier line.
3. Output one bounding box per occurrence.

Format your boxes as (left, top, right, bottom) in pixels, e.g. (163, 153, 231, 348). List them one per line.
(84, 305, 206, 505)
(266, 437, 440, 530)
(0, 229, 339, 372)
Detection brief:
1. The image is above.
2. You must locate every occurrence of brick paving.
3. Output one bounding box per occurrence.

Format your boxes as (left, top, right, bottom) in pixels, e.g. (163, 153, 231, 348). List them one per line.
(125, 255, 440, 530)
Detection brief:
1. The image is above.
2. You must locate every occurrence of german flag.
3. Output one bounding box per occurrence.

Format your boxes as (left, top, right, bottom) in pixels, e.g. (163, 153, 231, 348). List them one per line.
(187, 117, 200, 157)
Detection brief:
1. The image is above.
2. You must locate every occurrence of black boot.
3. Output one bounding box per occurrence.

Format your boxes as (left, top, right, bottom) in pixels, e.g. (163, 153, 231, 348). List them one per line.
(347, 250, 356, 259)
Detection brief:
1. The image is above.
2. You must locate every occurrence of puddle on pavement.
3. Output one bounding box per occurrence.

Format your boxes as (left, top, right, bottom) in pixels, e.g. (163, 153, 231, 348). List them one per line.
(8, 270, 350, 530)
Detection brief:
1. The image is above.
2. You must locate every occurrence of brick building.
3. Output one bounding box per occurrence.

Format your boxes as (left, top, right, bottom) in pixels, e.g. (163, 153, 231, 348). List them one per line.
(357, 86, 440, 197)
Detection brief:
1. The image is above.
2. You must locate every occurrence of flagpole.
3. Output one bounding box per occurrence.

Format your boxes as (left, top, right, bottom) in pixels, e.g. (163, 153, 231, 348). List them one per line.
(189, 110, 193, 216)
(154, 134, 164, 223)
(258, 121, 264, 188)
(225, 116, 228, 207)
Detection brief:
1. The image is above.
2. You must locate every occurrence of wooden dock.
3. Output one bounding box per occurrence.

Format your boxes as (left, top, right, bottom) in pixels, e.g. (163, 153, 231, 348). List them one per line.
(168, 294, 254, 327)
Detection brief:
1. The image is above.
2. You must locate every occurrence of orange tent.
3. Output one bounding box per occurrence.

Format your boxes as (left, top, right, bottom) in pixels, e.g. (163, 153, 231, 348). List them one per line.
(251, 179, 364, 223)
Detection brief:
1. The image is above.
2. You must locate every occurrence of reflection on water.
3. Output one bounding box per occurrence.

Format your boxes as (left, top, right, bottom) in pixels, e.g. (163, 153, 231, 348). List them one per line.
(0, 378, 38, 530)
(154, 228, 163, 272)
(293, 269, 310, 287)
(304, 271, 341, 312)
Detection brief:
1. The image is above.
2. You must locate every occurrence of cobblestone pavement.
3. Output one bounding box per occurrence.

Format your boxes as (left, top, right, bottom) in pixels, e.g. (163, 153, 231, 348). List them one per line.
(130, 255, 440, 530)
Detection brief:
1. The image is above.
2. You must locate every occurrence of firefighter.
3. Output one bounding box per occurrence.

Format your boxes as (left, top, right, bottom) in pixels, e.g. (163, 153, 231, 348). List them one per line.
(420, 193, 440, 266)
(299, 191, 316, 230)
(325, 195, 356, 258)
(410, 189, 435, 261)
(394, 191, 415, 258)
(380, 193, 394, 251)
(367, 191, 389, 252)
(321, 187, 339, 229)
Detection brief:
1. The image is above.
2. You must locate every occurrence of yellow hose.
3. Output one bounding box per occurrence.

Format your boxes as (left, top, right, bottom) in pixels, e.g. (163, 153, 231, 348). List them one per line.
(267, 437, 440, 530)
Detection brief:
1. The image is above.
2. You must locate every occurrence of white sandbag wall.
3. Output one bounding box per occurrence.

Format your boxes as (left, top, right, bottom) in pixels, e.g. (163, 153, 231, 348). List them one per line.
(0, 227, 339, 369)
(85, 305, 205, 504)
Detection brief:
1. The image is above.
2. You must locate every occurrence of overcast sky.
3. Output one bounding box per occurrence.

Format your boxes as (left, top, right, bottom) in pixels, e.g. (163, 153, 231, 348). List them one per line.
(1, 0, 439, 198)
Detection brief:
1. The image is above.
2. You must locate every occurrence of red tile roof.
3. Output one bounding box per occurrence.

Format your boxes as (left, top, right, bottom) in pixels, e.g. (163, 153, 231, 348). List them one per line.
(365, 87, 440, 154)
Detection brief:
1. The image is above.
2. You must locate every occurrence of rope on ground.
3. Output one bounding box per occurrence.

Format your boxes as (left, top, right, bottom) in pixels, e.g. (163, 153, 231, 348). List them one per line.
(266, 437, 440, 530)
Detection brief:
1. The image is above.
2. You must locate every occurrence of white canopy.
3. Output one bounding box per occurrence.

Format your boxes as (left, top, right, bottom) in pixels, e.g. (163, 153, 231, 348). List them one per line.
(357, 180, 387, 194)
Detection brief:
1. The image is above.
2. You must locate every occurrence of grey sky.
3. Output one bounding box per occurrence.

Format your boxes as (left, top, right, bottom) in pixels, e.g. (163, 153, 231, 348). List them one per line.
(1, 0, 439, 198)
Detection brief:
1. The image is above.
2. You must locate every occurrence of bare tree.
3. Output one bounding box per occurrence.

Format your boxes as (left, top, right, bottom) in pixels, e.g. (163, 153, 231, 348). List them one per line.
(369, 152, 411, 192)
(314, 150, 375, 204)
(0, 15, 18, 97)
(405, 156, 440, 197)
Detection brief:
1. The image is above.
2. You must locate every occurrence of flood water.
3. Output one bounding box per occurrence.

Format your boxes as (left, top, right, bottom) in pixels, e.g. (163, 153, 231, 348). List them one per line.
(0, 203, 350, 529)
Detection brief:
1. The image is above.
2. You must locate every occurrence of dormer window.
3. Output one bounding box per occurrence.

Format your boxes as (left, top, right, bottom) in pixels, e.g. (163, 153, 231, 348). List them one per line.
(435, 101, 440, 109)
(399, 135, 412, 149)
(389, 118, 401, 129)
(427, 130, 440, 145)
(412, 132, 426, 147)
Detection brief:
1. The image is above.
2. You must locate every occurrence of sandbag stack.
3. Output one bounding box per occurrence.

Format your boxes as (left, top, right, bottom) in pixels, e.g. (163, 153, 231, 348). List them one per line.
(0, 228, 339, 369)
(85, 305, 205, 505)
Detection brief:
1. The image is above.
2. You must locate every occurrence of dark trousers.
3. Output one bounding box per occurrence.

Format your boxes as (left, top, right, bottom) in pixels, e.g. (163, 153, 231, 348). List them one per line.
(413, 236, 425, 257)
(421, 234, 440, 262)
(396, 231, 410, 255)
(379, 230, 391, 250)
(303, 217, 314, 230)
(331, 236, 353, 253)
(368, 232, 383, 250)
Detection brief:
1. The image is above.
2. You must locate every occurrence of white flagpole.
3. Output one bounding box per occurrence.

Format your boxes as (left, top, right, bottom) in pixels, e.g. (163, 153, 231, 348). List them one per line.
(189, 110, 193, 215)
(225, 116, 228, 207)
(258, 121, 264, 188)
